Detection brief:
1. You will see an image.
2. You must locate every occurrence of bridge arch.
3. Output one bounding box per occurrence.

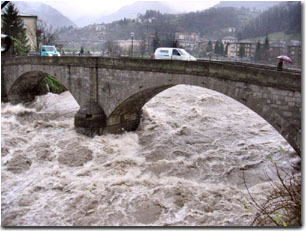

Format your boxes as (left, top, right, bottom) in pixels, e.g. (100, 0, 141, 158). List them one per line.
(8, 70, 48, 103)
(106, 77, 300, 153)
(7, 70, 80, 105)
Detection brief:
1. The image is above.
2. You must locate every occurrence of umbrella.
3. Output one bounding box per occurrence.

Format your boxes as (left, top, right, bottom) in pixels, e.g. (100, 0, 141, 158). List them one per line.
(277, 55, 292, 63)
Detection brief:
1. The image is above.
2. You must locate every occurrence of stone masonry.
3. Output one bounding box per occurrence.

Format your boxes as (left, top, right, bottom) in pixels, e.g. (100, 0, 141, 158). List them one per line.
(1, 56, 301, 153)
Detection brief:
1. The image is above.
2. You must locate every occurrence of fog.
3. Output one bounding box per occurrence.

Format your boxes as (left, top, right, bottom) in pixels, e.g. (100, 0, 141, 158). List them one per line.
(45, 0, 220, 21)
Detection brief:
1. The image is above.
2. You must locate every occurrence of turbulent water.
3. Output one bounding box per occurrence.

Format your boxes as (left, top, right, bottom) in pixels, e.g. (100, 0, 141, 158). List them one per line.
(1, 85, 300, 226)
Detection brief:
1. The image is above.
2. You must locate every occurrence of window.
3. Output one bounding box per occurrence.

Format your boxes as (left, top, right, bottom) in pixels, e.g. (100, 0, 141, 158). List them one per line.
(42, 46, 56, 52)
(172, 49, 180, 56)
(159, 50, 169, 54)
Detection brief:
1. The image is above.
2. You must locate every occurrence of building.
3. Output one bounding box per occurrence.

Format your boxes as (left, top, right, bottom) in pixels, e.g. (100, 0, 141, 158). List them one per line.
(235, 39, 257, 59)
(175, 32, 200, 41)
(174, 32, 200, 51)
(287, 40, 301, 66)
(116, 39, 142, 55)
(268, 40, 288, 62)
(222, 36, 238, 57)
(20, 13, 38, 51)
(222, 36, 238, 45)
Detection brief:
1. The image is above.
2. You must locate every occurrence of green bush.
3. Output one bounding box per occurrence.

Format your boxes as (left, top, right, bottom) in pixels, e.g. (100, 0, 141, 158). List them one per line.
(43, 75, 67, 94)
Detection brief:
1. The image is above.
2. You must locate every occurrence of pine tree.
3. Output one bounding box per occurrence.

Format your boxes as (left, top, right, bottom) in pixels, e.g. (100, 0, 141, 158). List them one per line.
(1, 3, 30, 55)
(238, 45, 245, 60)
(255, 41, 262, 61)
(80, 46, 84, 54)
(225, 42, 229, 56)
(264, 36, 269, 50)
(214, 40, 220, 54)
(214, 40, 224, 56)
(152, 31, 160, 51)
(263, 36, 270, 61)
(206, 40, 213, 54)
(219, 40, 224, 56)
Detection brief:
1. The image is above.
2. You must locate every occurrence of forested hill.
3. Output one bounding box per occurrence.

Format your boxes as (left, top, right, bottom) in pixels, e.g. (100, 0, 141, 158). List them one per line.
(215, 1, 282, 11)
(58, 2, 301, 44)
(175, 7, 258, 37)
(58, 6, 259, 42)
(237, 2, 301, 39)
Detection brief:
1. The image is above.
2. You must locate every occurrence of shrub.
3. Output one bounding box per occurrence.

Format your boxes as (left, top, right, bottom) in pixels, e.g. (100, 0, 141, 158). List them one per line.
(44, 75, 67, 94)
(243, 162, 301, 226)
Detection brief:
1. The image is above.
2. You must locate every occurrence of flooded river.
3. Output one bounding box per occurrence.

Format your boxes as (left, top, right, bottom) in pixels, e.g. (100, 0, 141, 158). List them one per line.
(1, 85, 300, 226)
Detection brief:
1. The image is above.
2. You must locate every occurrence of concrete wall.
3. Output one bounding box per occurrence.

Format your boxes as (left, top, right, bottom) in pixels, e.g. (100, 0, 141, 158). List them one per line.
(21, 16, 38, 51)
(1, 56, 301, 153)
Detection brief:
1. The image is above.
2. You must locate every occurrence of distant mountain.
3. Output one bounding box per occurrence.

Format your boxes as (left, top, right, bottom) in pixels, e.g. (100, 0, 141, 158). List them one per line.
(13, 2, 76, 29)
(98, 1, 177, 24)
(75, 15, 100, 28)
(215, 1, 283, 11)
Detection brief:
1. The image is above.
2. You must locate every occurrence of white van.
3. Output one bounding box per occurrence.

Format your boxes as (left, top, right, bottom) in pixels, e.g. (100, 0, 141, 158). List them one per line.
(154, 47, 197, 61)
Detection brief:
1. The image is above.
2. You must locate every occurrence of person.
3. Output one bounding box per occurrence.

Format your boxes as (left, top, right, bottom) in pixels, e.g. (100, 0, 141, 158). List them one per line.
(277, 59, 283, 70)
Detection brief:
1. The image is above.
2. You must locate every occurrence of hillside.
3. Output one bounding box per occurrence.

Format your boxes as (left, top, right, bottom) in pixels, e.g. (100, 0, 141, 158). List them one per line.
(56, 1, 302, 52)
(14, 1, 76, 29)
(215, 1, 283, 11)
(176, 6, 259, 38)
(57, 6, 259, 44)
(249, 32, 301, 42)
(237, 1, 301, 40)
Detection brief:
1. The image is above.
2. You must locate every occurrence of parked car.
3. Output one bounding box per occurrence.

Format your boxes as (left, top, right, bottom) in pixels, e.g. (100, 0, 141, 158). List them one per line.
(40, 45, 61, 56)
(153, 47, 196, 61)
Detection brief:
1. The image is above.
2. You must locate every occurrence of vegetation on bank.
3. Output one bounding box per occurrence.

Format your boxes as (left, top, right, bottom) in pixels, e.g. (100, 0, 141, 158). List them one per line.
(243, 153, 301, 226)
(40, 75, 67, 94)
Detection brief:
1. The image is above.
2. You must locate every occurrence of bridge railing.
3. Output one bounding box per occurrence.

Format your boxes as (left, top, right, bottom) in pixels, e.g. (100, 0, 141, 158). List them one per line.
(3, 54, 301, 75)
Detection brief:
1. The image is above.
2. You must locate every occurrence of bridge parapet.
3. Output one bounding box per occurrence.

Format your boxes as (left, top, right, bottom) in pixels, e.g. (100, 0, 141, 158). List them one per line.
(2, 56, 301, 91)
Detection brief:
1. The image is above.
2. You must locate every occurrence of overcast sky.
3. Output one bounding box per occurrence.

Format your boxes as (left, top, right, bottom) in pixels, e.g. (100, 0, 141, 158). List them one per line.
(44, 0, 220, 20)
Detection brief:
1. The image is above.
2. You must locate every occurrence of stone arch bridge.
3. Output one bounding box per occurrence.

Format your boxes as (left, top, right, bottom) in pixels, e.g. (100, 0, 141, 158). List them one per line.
(1, 56, 301, 153)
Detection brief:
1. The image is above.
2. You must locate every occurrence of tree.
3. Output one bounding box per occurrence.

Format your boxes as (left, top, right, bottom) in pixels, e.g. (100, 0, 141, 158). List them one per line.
(238, 45, 245, 60)
(214, 40, 220, 55)
(264, 36, 269, 50)
(1, 2, 30, 55)
(104, 40, 120, 57)
(255, 41, 262, 61)
(225, 42, 229, 57)
(152, 31, 160, 51)
(36, 21, 58, 50)
(220, 41, 224, 55)
(172, 40, 179, 48)
(263, 36, 270, 61)
(140, 35, 146, 57)
(80, 46, 84, 55)
(206, 40, 213, 55)
(214, 40, 224, 56)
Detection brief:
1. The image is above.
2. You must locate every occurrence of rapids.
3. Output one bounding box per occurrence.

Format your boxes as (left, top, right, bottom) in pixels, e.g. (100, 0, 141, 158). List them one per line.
(1, 85, 300, 226)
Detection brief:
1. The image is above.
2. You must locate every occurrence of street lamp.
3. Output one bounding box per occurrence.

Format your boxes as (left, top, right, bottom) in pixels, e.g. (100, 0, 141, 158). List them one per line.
(130, 32, 134, 57)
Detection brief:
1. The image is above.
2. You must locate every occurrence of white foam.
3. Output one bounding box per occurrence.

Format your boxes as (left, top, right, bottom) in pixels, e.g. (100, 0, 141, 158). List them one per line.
(1, 85, 299, 226)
